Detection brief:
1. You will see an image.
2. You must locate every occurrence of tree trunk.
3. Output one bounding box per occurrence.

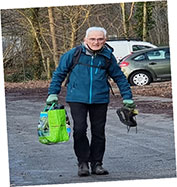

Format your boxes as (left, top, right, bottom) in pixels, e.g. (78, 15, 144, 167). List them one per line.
(30, 8, 43, 80)
(143, 2, 147, 41)
(70, 7, 79, 49)
(120, 3, 127, 38)
(48, 7, 58, 69)
(46, 57, 51, 79)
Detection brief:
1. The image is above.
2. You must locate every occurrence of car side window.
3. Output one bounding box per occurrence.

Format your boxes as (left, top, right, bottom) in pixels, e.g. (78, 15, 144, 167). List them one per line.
(146, 49, 169, 60)
(132, 45, 151, 51)
(164, 50, 170, 59)
(133, 54, 146, 61)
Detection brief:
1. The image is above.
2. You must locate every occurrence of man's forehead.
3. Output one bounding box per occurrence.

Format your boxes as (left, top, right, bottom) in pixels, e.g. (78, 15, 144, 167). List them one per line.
(87, 31, 105, 38)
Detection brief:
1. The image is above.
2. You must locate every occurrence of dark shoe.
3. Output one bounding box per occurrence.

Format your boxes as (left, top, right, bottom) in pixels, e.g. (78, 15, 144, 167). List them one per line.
(78, 162, 90, 177)
(91, 162, 109, 175)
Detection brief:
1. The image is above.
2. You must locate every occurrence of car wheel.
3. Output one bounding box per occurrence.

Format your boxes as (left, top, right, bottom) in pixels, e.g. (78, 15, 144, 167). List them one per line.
(129, 71, 151, 86)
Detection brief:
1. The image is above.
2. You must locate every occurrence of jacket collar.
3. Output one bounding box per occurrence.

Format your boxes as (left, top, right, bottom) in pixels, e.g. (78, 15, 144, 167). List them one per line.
(81, 43, 113, 59)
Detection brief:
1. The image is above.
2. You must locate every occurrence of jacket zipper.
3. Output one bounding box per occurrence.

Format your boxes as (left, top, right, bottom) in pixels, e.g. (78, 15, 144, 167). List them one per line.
(89, 56, 94, 104)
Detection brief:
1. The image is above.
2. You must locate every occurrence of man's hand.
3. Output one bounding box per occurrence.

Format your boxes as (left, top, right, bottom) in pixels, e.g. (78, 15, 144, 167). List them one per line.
(123, 99, 136, 109)
(46, 94, 58, 105)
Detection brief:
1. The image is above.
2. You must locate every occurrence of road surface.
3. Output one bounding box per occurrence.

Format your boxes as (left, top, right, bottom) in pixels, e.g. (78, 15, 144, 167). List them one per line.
(5, 94, 176, 186)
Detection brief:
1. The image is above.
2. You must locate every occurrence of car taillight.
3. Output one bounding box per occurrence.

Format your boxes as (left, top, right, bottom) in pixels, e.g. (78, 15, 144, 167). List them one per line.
(119, 54, 131, 67)
(119, 61, 129, 67)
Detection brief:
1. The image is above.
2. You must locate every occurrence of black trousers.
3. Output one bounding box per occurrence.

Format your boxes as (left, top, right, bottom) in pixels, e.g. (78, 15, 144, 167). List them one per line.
(68, 102, 108, 165)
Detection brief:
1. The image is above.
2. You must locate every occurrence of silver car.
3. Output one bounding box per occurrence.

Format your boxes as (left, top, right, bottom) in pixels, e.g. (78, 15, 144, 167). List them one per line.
(119, 46, 171, 86)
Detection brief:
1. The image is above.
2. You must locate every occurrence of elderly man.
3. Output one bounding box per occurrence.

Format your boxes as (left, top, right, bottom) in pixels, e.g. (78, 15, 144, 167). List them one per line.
(46, 27, 135, 176)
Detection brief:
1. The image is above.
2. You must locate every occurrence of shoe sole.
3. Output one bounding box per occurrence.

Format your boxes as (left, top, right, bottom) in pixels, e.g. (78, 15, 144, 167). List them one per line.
(78, 171, 90, 177)
(91, 171, 109, 175)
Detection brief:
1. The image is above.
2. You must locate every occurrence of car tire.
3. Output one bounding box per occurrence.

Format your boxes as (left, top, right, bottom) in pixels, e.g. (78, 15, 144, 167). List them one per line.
(129, 71, 152, 86)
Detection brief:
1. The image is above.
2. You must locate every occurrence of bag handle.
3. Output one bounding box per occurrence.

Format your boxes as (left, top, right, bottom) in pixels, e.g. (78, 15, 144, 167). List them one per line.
(43, 103, 56, 112)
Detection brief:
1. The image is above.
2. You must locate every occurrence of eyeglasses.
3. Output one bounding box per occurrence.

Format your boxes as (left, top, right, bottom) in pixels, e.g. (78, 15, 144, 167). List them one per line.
(88, 38, 105, 42)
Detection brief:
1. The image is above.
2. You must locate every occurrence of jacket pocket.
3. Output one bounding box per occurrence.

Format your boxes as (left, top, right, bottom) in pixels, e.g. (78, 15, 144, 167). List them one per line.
(95, 61, 102, 74)
(68, 81, 77, 93)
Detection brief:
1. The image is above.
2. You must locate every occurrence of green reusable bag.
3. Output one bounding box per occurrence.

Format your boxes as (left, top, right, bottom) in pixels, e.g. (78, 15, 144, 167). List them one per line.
(38, 103, 69, 144)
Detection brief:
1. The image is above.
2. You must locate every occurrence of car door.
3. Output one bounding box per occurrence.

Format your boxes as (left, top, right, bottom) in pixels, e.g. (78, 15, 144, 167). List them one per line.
(145, 48, 171, 79)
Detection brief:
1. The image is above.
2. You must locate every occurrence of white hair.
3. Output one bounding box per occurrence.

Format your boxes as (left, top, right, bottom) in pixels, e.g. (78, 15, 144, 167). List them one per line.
(85, 27, 107, 38)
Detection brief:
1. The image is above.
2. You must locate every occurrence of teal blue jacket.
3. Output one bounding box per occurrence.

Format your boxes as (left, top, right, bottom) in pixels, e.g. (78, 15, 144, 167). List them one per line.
(48, 44, 132, 104)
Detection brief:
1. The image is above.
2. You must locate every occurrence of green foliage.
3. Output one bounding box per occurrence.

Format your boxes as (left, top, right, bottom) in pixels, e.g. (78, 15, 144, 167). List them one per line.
(134, 2, 155, 39)
(4, 71, 33, 82)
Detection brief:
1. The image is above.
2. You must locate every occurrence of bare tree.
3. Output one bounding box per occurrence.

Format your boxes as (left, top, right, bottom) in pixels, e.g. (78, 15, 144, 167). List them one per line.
(17, 8, 46, 79)
(149, 1, 169, 45)
(55, 5, 91, 51)
(1, 1, 169, 82)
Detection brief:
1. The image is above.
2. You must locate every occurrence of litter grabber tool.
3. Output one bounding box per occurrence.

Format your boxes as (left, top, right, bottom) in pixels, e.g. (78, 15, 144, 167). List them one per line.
(116, 106, 138, 133)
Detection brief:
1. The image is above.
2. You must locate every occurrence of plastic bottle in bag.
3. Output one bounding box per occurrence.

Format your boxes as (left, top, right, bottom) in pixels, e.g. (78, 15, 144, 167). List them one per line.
(37, 112, 49, 137)
(66, 115, 71, 137)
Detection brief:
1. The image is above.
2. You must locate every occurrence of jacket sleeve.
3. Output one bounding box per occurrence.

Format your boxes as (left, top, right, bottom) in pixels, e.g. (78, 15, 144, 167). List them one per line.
(108, 55, 133, 100)
(48, 49, 75, 95)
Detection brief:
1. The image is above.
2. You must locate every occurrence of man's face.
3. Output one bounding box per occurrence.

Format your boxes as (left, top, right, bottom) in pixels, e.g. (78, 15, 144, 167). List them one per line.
(84, 31, 106, 51)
